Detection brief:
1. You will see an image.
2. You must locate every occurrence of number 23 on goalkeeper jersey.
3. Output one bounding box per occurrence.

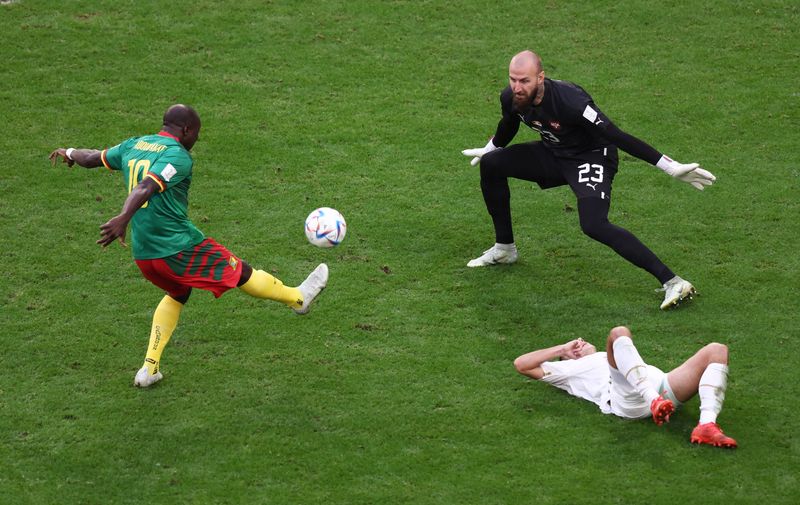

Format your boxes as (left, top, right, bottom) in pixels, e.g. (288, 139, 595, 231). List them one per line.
(100, 131, 205, 260)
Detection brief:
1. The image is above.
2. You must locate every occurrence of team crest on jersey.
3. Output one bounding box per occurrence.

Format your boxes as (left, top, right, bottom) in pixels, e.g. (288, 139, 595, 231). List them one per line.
(228, 256, 239, 270)
(549, 121, 561, 130)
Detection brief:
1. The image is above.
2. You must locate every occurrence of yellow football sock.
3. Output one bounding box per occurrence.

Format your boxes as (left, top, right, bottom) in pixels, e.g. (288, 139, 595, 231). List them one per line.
(143, 295, 184, 375)
(239, 269, 302, 309)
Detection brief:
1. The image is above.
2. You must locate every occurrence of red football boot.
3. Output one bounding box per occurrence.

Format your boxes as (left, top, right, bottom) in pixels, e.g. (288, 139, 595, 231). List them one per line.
(650, 395, 675, 426)
(691, 422, 738, 448)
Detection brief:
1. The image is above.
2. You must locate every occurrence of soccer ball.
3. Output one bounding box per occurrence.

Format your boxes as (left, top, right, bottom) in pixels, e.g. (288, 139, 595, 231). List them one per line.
(304, 207, 346, 248)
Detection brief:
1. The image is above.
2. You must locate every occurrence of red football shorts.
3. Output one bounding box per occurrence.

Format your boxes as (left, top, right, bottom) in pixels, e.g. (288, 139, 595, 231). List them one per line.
(135, 238, 243, 299)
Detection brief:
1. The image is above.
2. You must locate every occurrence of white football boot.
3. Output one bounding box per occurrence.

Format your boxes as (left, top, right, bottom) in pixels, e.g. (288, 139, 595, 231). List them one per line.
(659, 276, 696, 310)
(293, 263, 329, 315)
(134, 366, 163, 388)
(467, 243, 518, 268)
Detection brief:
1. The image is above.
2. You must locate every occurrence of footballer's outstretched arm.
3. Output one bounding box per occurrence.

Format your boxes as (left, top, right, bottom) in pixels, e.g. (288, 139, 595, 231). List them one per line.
(492, 112, 521, 148)
(49, 148, 104, 169)
(461, 88, 524, 166)
(587, 110, 716, 190)
(588, 114, 662, 164)
(97, 177, 159, 248)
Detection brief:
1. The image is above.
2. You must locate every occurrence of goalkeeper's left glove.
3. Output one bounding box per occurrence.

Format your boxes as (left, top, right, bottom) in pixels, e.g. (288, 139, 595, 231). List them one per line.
(656, 155, 716, 190)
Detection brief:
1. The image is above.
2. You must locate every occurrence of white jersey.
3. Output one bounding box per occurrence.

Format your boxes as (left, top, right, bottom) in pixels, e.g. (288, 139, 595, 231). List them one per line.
(540, 352, 668, 419)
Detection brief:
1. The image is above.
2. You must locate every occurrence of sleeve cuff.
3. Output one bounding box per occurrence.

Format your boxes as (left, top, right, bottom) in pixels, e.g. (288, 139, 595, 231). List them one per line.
(656, 155, 673, 171)
(146, 172, 167, 192)
(100, 149, 112, 170)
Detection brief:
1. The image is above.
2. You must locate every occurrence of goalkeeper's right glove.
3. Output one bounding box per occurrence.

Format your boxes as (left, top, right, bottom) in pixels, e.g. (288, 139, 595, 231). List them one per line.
(461, 138, 498, 166)
(656, 155, 716, 190)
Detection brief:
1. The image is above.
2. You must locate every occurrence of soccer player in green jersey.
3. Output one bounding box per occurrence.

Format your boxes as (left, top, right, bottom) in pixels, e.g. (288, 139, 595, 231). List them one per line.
(49, 104, 329, 388)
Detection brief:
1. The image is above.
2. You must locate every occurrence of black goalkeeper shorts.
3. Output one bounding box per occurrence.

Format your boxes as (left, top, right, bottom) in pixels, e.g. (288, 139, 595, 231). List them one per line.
(481, 141, 619, 201)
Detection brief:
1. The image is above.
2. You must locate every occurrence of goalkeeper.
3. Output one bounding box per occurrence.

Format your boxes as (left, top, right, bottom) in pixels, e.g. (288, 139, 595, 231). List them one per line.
(462, 51, 716, 310)
(49, 104, 328, 388)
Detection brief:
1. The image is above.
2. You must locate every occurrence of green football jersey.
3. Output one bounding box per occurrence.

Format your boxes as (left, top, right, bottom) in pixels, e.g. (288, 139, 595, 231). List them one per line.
(102, 132, 205, 259)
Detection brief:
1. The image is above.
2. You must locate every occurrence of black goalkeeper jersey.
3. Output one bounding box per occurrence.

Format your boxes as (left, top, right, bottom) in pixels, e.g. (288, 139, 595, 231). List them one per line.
(492, 78, 662, 164)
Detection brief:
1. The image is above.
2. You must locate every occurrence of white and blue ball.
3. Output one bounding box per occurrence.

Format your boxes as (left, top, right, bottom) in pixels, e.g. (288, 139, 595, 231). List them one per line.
(304, 207, 346, 248)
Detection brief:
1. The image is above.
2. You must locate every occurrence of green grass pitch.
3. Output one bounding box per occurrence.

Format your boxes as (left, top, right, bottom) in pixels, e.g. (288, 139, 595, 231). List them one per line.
(1, 1, 798, 503)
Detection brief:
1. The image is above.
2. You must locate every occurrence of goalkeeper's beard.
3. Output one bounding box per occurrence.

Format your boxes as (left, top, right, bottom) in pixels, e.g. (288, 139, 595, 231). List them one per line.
(512, 84, 538, 111)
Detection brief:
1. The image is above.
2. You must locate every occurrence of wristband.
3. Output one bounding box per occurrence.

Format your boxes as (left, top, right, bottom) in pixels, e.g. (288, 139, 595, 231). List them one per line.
(65, 148, 75, 160)
(655, 155, 674, 172)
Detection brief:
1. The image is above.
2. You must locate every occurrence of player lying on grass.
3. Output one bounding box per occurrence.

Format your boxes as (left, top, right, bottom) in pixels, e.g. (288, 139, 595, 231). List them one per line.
(49, 104, 328, 388)
(514, 325, 737, 448)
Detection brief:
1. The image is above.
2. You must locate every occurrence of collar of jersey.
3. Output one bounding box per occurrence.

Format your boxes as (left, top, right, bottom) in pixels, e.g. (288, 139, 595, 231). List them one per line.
(158, 130, 180, 141)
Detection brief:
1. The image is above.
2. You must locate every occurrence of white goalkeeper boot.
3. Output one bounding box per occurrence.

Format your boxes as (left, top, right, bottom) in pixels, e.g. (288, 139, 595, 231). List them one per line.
(134, 366, 163, 388)
(293, 263, 329, 315)
(467, 243, 518, 267)
(659, 275, 696, 310)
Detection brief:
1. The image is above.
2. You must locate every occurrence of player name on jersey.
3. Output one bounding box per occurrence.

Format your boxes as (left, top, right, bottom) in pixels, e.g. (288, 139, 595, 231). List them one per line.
(133, 140, 168, 153)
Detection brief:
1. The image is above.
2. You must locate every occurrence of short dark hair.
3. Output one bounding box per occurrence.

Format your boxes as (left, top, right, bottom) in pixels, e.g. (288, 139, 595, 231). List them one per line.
(163, 104, 200, 130)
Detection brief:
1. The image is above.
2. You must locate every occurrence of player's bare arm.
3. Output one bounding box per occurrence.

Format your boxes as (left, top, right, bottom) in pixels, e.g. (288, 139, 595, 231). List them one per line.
(49, 148, 104, 168)
(97, 177, 159, 248)
(514, 339, 596, 379)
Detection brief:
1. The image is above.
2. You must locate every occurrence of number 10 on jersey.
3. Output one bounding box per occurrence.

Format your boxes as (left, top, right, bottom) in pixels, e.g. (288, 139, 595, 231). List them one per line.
(127, 159, 152, 208)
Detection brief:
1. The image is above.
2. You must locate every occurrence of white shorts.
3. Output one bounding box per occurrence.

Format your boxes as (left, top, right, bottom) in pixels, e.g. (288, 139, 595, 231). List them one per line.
(608, 365, 681, 419)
